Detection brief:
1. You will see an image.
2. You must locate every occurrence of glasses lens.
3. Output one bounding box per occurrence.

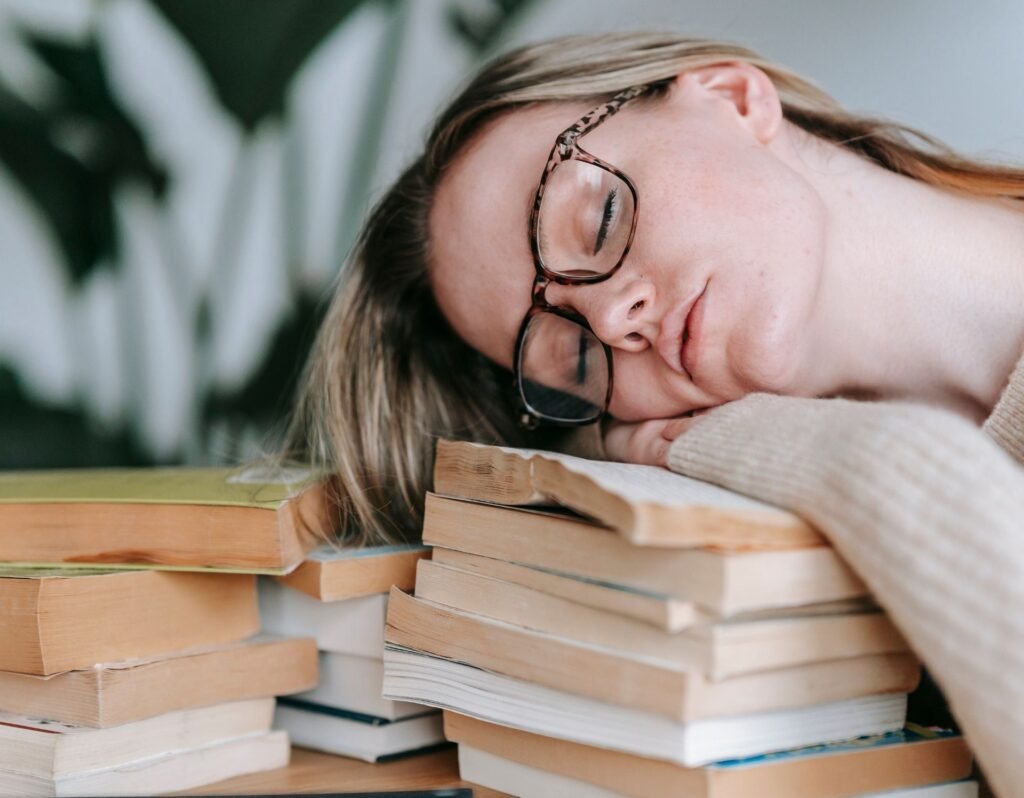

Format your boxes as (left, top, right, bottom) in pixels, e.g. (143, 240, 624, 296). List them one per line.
(537, 160, 634, 279)
(519, 312, 609, 423)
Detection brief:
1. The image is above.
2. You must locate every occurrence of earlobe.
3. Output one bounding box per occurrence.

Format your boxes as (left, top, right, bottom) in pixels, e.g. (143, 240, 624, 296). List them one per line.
(677, 62, 783, 145)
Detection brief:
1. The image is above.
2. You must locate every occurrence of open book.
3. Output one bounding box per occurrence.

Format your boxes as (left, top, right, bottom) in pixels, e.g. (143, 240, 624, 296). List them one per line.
(433, 440, 823, 550)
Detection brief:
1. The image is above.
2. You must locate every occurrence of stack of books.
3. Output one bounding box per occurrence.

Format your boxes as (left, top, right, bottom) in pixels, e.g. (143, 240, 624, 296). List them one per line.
(259, 542, 449, 762)
(0, 466, 325, 795)
(381, 441, 978, 797)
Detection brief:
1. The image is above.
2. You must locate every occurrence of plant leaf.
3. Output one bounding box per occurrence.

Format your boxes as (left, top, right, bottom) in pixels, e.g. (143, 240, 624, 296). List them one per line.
(152, 0, 380, 130)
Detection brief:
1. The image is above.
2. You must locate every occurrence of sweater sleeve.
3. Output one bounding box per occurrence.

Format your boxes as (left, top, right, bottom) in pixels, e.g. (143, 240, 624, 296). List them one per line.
(667, 394, 1024, 798)
(984, 352, 1024, 465)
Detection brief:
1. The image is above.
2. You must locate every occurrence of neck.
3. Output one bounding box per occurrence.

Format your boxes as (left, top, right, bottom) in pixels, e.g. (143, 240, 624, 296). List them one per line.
(786, 128, 1024, 422)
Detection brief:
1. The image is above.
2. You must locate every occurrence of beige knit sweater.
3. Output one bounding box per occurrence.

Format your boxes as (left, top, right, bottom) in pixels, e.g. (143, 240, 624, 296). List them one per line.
(668, 353, 1024, 798)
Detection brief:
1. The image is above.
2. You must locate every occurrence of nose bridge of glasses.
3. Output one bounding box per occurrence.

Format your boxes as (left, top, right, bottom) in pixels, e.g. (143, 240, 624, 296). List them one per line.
(556, 131, 579, 160)
(532, 273, 551, 304)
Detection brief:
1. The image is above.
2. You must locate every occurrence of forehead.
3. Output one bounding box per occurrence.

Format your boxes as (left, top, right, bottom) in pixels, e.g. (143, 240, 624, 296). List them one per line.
(429, 102, 593, 368)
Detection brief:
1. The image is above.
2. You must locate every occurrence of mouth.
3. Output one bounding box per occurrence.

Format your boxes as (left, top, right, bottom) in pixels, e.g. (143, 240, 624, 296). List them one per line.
(679, 283, 708, 380)
(656, 281, 708, 380)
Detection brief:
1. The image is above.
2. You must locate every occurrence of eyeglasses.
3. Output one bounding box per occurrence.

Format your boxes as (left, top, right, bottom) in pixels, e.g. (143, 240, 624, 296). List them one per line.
(513, 84, 655, 428)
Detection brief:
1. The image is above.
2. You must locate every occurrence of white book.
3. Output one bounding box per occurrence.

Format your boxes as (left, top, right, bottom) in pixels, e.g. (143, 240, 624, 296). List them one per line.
(295, 650, 426, 721)
(258, 578, 386, 657)
(274, 701, 444, 763)
(0, 698, 273, 779)
(457, 746, 979, 798)
(0, 730, 289, 797)
(382, 647, 906, 767)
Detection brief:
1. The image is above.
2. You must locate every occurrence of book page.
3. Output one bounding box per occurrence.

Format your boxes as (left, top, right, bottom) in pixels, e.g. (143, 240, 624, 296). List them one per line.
(497, 445, 782, 512)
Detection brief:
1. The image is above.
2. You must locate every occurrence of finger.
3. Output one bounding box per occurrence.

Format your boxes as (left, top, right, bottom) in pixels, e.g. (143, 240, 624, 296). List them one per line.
(602, 419, 639, 463)
(661, 416, 697, 441)
(604, 418, 671, 465)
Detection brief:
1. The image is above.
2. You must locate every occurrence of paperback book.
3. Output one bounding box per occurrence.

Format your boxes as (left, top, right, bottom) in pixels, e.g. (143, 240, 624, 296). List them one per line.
(434, 440, 823, 549)
(0, 465, 331, 573)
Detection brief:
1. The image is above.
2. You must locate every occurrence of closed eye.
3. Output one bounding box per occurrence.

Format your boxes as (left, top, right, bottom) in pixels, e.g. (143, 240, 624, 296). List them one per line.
(575, 329, 589, 385)
(593, 188, 619, 255)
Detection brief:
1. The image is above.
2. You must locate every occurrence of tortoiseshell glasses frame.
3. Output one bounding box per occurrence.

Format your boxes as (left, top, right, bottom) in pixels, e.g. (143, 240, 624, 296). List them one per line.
(513, 83, 658, 428)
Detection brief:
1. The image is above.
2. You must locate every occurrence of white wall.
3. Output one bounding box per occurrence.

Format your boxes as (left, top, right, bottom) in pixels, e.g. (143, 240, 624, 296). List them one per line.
(497, 0, 1024, 159)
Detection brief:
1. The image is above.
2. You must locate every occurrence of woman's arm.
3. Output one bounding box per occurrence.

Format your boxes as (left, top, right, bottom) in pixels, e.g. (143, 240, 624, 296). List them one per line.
(626, 394, 1024, 797)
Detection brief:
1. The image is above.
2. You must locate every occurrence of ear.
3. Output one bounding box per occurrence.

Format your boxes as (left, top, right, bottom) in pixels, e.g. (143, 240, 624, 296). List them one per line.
(673, 61, 783, 145)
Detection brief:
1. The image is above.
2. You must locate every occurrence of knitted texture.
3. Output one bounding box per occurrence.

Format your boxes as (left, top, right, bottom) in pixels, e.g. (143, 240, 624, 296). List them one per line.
(668, 393, 1024, 798)
(984, 352, 1024, 465)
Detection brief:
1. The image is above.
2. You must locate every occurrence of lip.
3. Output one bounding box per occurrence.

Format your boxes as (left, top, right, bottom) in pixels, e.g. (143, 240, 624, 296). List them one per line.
(656, 282, 708, 379)
(680, 283, 708, 380)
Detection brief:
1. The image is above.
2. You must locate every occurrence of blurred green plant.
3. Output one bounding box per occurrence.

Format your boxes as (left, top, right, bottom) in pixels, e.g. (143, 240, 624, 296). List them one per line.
(0, 35, 166, 285)
(0, 0, 535, 469)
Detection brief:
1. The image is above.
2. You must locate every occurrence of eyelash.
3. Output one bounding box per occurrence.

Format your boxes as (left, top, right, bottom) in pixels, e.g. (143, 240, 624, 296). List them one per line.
(594, 188, 619, 255)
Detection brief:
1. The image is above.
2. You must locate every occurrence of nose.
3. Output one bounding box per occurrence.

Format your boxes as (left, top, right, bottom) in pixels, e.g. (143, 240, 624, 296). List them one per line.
(544, 274, 656, 351)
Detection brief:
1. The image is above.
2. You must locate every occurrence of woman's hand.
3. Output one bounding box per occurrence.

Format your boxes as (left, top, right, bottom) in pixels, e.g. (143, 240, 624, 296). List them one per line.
(602, 413, 708, 466)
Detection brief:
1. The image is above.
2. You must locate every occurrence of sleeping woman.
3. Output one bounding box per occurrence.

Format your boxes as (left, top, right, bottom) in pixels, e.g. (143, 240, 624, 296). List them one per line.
(285, 33, 1024, 795)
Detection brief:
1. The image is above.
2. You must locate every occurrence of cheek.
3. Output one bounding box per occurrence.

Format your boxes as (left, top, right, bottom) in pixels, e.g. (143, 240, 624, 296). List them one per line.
(722, 232, 824, 395)
(727, 295, 805, 392)
(708, 162, 827, 395)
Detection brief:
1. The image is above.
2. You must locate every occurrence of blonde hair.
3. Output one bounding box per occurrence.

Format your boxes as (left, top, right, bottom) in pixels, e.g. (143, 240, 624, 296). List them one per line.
(284, 32, 1024, 545)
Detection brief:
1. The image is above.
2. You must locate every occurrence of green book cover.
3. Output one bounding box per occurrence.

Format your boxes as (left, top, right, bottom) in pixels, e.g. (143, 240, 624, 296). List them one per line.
(0, 465, 327, 575)
(0, 465, 318, 508)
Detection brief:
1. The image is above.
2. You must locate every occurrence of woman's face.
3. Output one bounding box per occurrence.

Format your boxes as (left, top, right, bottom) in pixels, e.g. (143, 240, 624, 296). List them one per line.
(430, 63, 830, 422)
